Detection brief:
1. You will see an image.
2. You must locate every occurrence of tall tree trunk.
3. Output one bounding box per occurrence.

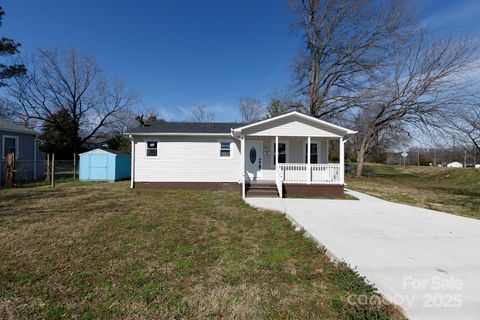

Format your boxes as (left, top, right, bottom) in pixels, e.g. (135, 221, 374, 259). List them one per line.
(356, 148, 366, 177)
(356, 136, 371, 177)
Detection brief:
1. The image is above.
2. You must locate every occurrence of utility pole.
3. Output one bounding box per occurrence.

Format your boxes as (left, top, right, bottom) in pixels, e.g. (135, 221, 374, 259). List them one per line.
(464, 149, 467, 168)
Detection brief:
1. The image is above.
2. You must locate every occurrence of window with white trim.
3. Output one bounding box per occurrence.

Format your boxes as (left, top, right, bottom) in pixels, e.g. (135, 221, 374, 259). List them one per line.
(219, 141, 231, 158)
(304, 143, 319, 164)
(3, 136, 18, 158)
(146, 141, 158, 157)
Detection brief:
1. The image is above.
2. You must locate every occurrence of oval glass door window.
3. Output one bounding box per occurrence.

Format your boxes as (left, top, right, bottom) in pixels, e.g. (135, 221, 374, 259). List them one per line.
(249, 147, 257, 164)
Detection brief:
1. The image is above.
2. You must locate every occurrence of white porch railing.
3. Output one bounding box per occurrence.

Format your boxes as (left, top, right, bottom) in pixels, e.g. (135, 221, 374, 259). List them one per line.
(275, 164, 283, 198)
(278, 163, 341, 184)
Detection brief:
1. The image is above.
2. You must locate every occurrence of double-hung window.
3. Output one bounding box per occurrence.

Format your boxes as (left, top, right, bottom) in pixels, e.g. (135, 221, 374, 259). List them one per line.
(304, 143, 319, 164)
(273, 142, 287, 165)
(219, 141, 231, 158)
(3, 136, 18, 158)
(146, 141, 158, 157)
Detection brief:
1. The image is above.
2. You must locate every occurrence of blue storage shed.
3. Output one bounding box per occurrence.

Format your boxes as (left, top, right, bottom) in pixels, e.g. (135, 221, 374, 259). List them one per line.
(79, 149, 131, 181)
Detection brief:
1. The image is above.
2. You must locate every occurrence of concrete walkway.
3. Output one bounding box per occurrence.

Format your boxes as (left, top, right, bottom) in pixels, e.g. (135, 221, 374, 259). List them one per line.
(246, 191, 480, 320)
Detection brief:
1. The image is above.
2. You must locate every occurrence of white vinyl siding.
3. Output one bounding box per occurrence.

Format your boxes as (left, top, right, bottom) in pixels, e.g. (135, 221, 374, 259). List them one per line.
(242, 117, 343, 137)
(134, 136, 241, 183)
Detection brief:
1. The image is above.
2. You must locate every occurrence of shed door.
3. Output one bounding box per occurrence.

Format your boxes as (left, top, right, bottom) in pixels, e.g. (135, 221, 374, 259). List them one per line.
(89, 155, 108, 180)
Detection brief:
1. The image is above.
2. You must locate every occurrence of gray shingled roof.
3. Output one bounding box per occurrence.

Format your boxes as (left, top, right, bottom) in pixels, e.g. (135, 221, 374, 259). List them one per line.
(0, 118, 38, 135)
(126, 121, 247, 134)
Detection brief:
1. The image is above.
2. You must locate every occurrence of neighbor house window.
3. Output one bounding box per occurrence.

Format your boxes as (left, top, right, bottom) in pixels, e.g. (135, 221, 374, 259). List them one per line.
(219, 141, 231, 158)
(273, 142, 287, 165)
(304, 143, 319, 164)
(3, 136, 18, 158)
(146, 141, 158, 157)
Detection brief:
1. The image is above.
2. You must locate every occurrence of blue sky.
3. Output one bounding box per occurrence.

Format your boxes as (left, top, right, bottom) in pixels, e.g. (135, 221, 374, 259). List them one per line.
(1, 0, 479, 121)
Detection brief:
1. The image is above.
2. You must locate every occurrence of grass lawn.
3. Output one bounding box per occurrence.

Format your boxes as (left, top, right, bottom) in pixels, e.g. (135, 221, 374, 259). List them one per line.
(347, 165, 480, 219)
(0, 181, 401, 319)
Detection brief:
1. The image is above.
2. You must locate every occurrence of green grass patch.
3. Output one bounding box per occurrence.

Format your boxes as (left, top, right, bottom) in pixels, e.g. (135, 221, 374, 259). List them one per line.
(0, 181, 402, 319)
(347, 165, 480, 218)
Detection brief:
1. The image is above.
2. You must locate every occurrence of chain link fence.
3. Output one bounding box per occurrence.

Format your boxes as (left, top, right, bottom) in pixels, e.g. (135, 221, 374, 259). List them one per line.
(0, 159, 78, 187)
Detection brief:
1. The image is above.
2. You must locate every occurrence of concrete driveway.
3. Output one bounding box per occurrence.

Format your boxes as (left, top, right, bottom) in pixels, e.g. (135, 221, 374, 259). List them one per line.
(246, 191, 480, 320)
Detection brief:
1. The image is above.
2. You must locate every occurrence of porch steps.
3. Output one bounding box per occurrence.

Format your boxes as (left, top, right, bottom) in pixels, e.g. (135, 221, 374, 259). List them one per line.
(245, 181, 279, 198)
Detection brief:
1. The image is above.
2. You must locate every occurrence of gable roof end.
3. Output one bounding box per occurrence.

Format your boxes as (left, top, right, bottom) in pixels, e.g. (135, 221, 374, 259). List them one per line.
(232, 111, 357, 135)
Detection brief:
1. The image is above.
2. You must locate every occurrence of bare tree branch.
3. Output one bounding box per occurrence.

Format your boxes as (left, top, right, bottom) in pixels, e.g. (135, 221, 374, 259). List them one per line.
(351, 32, 480, 175)
(188, 105, 215, 122)
(290, 0, 414, 119)
(239, 97, 265, 123)
(7, 47, 137, 153)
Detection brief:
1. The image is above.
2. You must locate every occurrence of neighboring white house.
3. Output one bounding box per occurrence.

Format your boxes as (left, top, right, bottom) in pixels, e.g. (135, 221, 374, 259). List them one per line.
(125, 111, 356, 198)
(447, 161, 463, 168)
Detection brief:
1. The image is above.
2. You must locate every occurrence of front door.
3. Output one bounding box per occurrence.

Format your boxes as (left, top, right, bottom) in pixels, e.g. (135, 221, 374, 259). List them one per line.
(89, 155, 108, 180)
(245, 142, 262, 180)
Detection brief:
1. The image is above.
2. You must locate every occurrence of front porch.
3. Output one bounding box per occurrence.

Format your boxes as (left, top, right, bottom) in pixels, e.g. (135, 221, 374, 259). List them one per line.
(240, 135, 346, 198)
(232, 112, 355, 198)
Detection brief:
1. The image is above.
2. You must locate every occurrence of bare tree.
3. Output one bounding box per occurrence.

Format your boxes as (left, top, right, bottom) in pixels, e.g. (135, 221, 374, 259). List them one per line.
(290, 0, 412, 119)
(444, 102, 480, 155)
(239, 97, 264, 123)
(188, 105, 214, 122)
(8, 47, 137, 154)
(352, 33, 480, 176)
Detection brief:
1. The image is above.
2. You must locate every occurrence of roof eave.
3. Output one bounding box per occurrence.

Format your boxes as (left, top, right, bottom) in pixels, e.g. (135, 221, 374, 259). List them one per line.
(124, 132, 233, 136)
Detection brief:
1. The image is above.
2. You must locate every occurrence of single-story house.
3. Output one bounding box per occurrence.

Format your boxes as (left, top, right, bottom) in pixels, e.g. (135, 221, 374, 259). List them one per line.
(447, 161, 463, 168)
(125, 111, 356, 198)
(0, 118, 45, 185)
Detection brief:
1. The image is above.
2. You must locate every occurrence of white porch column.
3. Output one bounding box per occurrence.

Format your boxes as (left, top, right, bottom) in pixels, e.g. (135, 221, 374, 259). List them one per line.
(241, 136, 245, 198)
(130, 136, 135, 188)
(275, 136, 279, 168)
(307, 136, 311, 184)
(339, 136, 345, 184)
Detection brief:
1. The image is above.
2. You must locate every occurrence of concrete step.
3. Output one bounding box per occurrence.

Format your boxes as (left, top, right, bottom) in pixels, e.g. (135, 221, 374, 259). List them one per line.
(246, 187, 279, 198)
(247, 184, 277, 190)
(246, 193, 279, 198)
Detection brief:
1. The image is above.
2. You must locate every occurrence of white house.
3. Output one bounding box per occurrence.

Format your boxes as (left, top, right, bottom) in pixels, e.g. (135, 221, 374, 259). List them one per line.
(447, 161, 463, 168)
(126, 112, 356, 198)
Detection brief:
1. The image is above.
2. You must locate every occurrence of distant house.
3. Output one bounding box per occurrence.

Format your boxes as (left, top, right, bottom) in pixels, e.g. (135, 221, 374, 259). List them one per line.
(0, 119, 45, 185)
(82, 136, 110, 150)
(447, 161, 463, 168)
(125, 111, 356, 198)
